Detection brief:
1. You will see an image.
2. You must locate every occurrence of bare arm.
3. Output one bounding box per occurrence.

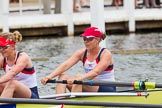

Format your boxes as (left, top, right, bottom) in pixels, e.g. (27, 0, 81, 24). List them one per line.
(41, 49, 85, 84)
(0, 52, 30, 83)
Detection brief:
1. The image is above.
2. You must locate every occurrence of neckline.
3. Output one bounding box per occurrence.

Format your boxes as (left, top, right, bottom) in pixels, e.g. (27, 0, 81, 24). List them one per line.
(86, 48, 102, 62)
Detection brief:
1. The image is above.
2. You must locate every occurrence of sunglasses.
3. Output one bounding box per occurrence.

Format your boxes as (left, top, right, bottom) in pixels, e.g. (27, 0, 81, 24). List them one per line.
(0, 46, 8, 50)
(83, 37, 95, 42)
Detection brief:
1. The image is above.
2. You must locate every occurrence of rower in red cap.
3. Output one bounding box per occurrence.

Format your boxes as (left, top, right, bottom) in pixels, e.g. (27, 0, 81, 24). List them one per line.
(41, 26, 116, 94)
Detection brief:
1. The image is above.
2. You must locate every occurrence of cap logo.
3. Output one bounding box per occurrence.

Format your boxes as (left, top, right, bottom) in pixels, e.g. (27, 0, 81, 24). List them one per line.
(94, 28, 100, 32)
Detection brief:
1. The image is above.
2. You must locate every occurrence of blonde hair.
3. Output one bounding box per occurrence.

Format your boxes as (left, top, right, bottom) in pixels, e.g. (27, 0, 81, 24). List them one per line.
(0, 31, 22, 43)
(102, 32, 107, 40)
(95, 32, 107, 43)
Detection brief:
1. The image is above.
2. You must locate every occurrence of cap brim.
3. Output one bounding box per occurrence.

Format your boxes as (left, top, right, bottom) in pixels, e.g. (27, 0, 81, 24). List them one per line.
(80, 34, 95, 38)
(80, 33, 86, 37)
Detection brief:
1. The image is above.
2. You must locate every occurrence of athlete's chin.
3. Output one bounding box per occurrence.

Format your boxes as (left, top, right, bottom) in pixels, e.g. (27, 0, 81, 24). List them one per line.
(85, 44, 90, 48)
(85, 46, 90, 50)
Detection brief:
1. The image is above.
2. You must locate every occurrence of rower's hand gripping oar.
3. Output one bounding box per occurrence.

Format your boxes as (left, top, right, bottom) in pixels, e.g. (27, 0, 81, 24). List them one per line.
(47, 79, 162, 90)
(47, 79, 68, 84)
(46, 79, 84, 84)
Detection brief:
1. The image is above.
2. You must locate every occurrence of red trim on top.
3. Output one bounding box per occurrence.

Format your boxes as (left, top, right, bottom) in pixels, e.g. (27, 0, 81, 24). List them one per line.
(104, 67, 113, 71)
(83, 57, 87, 65)
(96, 59, 99, 64)
(3, 62, 7, 72)
(22, 70, 35, 74)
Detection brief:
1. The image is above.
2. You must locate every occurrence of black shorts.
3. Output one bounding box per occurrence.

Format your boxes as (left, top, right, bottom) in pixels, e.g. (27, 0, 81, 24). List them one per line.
(30, 86, 39, 99)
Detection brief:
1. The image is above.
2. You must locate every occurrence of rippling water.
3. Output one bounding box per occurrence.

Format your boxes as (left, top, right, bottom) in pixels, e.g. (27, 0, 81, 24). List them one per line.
(1, 32, 162, 96)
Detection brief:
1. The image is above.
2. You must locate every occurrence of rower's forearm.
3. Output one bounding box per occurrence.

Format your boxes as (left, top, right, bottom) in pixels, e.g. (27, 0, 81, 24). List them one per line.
(0, 72, 14, 83)
(82, 71, 98, 81)
(47, 63, 69, 79)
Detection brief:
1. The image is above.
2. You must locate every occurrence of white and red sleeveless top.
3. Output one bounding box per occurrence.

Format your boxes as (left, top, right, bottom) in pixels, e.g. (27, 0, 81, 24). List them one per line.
(3, 51, 37, 88)
(82, 48, 115, 81)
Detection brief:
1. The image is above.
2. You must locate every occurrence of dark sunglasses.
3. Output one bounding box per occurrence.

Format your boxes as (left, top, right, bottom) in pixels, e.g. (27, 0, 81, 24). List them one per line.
(0, 46, 8, 50)
(83, 37, 95, 42)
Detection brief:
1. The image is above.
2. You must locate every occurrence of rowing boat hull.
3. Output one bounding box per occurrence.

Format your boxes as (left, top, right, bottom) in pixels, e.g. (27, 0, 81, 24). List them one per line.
(1, 104, 103, 108)
(67, 90, 162, 104)
(1, 90, 162, 108)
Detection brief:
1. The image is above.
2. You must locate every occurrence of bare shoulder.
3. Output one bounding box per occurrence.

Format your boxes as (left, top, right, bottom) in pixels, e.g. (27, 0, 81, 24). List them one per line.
(74, 48, 86, 55)
(103, 48, 112, 56)
(17, 52, 31, 61)
(100, 48, 113, 60)
(72, 48, 86, 60)
(101, 48, 114, 64)
(18, 52, 29, 57)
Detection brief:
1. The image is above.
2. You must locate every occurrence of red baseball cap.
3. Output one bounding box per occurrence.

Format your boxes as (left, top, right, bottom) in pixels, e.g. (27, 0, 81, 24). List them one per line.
(0, 37, 15, 46)
(80, 27, 102, 39)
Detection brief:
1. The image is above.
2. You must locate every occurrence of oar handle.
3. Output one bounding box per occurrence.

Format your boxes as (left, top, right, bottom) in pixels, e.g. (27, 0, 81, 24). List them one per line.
(47, 79, 68, 84)
(73, 80, 83, 84)
(47, 80, 84, 85)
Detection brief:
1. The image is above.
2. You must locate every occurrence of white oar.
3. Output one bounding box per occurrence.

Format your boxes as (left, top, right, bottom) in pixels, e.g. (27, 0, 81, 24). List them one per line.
(0, 98, 162, 108)
(40, 92, 149, 99)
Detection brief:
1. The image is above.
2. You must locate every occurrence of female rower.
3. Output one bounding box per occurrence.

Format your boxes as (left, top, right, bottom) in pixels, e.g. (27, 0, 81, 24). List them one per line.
(0, 31, 39, 98)
(41, 26, 116, 93)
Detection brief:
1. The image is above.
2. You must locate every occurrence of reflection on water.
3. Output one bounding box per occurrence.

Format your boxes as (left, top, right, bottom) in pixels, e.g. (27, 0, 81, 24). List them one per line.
(1, 33, 162, 96)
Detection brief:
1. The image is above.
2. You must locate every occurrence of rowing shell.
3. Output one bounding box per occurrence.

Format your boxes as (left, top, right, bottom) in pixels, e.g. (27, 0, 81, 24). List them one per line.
(0, 90, 162, 108)
(65, 90, 162, 104)
(43, 90, 162, 105)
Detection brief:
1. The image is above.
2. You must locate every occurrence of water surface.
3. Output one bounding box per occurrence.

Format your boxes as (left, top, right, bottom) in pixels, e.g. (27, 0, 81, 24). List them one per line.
(1, 32, 162, 96)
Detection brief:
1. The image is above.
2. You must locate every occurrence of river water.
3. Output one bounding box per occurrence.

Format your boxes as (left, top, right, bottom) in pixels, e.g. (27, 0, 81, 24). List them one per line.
(1, 32, 162, 96)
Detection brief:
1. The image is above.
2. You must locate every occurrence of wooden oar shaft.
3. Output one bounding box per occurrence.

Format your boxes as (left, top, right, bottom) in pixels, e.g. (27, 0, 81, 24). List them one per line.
(0, 98, 162, 108)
